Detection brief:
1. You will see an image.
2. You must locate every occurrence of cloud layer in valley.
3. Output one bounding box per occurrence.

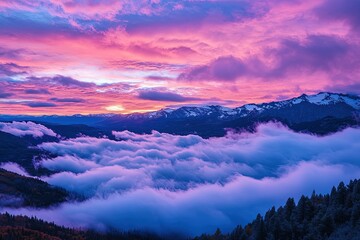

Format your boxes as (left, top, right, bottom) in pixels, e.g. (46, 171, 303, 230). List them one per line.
(6, 123, 360, 236)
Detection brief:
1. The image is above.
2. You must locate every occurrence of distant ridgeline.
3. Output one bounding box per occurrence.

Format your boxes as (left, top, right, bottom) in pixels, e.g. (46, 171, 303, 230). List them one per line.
(1, 179, 360, 240)
(0, 92, 359, 138)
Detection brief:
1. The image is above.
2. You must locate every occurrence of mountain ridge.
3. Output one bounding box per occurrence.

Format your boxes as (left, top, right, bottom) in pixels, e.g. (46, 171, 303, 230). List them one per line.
(98, 92, 360, 137)
(0, 92, 359, 120)
(1, 92, 359, 138)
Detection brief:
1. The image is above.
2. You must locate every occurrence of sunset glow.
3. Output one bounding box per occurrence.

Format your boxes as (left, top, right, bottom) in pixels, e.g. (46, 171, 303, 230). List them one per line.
(0, 0, 359, 115)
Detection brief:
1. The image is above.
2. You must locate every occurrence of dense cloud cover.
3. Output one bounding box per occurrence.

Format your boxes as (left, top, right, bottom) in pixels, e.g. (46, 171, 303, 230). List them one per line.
(6, 123, 360, 236)
(0, 121, 57, 138)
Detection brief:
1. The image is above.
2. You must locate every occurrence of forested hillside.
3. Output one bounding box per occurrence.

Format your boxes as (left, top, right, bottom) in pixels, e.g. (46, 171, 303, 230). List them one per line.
(0, 213, 162, 240)
(0, 169, 72, 208)
(195, 179, 360, 240)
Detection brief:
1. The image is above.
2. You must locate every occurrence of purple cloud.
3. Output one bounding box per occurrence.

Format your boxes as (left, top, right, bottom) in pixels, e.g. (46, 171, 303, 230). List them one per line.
(145, 75, 175, 81)
(178, 56, 248, 81)
(138, 90, 200, 102)
(315, 0, 360, 33)
(268, 35, 352, 77)
(50, 97, 86, 103)
(113, 60, 184, 72)
(49, 75, 95, 88)
(178, 35, 358, 82)
(0, 63, 27, 76)
(0, 91, 13, 98)
(0, 47, 23, 59)
(0, 12, 84, 39)
(124, 1, 260, 35)
(333, 84, 360, 95)
(24, 88, 51, 94)
(25, 102, 57, 108)
(27, 75, 95, 88)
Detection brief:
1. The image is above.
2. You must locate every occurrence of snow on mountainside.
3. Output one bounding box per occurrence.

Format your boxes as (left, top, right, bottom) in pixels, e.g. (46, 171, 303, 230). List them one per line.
(0, 92, 359, 122)
(97, 92, 360, 137)
(83, 92, 360, 120)
(0, 92, 359, 137)
(140, 92, 360, 120)
(248, 92, 359, 110)
(272, 92, 360, 109)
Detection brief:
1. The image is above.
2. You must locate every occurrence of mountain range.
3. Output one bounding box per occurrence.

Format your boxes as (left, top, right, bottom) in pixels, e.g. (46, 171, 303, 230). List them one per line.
(2, 92, 358, 137)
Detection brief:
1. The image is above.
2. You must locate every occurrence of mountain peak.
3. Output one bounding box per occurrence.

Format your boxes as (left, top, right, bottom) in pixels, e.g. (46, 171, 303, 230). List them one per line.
(294, 92, 360, 109)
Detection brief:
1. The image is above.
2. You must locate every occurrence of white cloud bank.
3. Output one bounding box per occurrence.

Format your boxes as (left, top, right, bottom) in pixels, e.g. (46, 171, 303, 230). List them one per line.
(0, 121, 57, 138)
(4, 123, 360, 236)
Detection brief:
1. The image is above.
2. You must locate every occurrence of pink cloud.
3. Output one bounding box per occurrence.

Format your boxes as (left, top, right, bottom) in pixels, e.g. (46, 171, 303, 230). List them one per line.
(0, 0, 359, 114)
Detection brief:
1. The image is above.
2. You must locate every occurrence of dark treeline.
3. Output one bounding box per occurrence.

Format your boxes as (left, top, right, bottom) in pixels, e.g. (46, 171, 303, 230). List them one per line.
(0, 168, 72, 208)
(195, 179, 360, 240)
(0, 213, 163, 240)
(0, 168, 87, 209)
(2, 179, 360, 239)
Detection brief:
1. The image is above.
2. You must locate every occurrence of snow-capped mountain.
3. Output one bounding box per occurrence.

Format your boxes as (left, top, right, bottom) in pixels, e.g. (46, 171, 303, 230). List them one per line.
(256, 92, 360, 110)
(2, 92, 358, 121)
(95, 92, 359, 137)
(1, 92, 359, 137)
(120, 92, 360, 121)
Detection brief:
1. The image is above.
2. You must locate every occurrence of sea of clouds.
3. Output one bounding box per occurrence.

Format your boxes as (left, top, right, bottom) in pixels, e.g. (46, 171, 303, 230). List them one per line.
(2, 122, 360, 236)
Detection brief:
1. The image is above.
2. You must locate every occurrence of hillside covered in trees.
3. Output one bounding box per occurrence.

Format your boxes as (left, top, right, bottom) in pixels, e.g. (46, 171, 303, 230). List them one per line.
(0, 169, 74, 208)
(0, 213, 162, 240)
(2, 179, 360, 239)
(196, 179, 360, 240)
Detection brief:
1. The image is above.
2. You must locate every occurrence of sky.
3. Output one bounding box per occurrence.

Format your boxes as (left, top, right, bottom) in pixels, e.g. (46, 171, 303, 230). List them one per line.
(0, 0, 360, 115)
